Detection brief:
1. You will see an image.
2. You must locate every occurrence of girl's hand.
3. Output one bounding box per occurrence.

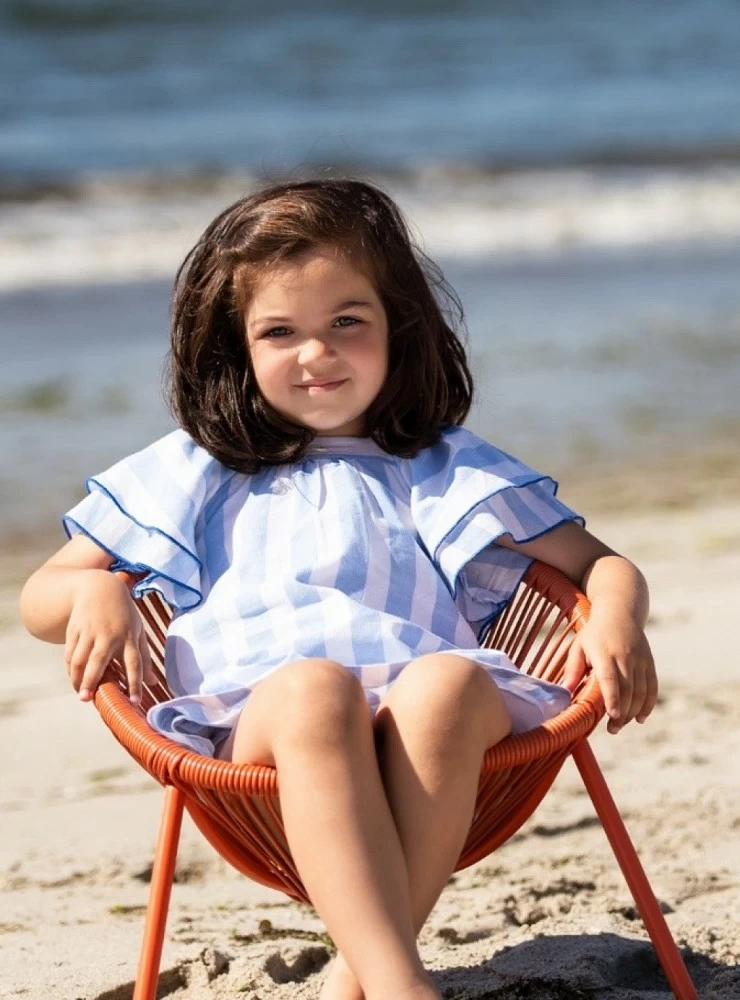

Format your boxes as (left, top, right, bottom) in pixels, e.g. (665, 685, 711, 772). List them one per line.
(561, 611, 658, 735)
(65, 571, 156, 706)
(493, 522, 657, 736)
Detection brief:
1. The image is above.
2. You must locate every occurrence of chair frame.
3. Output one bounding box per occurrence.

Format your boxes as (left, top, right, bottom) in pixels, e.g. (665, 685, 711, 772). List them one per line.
(92, 561, 697, 1000)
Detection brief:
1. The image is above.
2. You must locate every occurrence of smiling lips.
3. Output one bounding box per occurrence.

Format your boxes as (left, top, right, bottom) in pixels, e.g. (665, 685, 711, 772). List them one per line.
(297, 379, 348, 394)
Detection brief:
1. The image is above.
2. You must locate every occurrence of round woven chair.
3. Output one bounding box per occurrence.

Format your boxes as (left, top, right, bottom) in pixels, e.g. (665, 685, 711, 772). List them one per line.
(93, 561, 696, 1000)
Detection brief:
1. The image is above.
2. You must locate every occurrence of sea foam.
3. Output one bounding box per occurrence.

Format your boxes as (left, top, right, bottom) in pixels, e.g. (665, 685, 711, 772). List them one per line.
(3, 165, 740, 291)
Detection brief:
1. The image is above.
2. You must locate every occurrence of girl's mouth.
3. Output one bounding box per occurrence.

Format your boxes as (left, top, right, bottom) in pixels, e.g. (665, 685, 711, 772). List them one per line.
(297, 379, 348, 394)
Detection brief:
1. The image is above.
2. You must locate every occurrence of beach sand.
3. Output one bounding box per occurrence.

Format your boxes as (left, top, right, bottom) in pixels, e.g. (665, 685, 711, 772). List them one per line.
(2, 500, 739, 999)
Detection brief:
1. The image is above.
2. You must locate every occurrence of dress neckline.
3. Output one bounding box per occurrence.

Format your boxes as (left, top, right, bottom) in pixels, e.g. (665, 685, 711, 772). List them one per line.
(305, 436, 393, 460)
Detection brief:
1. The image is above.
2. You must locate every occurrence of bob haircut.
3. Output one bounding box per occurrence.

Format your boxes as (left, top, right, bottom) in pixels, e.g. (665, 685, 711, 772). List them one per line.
(168, 177, 474, 472)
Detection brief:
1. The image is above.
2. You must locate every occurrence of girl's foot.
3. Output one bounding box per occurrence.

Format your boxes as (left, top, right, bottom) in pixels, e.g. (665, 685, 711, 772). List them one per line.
(319, 955, 440, 1000)
(388, 981, 441, 1000)
(318, 954, 364, 1000)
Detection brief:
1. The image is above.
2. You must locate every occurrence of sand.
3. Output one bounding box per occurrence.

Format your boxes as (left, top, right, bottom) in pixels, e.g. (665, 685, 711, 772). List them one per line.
(2, 501, 739, 999)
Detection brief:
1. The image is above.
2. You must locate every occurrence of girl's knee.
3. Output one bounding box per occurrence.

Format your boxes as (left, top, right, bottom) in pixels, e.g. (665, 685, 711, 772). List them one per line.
(397, 653, 492, 706)
(381, 653, 511, 744)
(226, 659, 366, 765)
(270, 658, 367, 745)
(277, 657, 363, 701)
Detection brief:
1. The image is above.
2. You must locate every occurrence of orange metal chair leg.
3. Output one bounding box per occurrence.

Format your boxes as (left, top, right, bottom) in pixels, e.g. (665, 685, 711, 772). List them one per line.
(133, 784, 186, 1000)
(572, 740, 697, 1000)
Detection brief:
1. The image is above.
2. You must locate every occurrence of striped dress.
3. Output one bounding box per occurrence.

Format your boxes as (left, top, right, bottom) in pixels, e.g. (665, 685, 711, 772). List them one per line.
(63, 425, 583, 757)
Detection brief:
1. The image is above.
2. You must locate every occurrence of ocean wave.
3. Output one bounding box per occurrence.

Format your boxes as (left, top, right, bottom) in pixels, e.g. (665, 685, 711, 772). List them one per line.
(3, 164, 740, 291)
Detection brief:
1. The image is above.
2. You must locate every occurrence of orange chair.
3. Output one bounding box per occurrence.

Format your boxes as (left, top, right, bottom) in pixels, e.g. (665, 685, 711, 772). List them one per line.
(93, 561, 697, 1000)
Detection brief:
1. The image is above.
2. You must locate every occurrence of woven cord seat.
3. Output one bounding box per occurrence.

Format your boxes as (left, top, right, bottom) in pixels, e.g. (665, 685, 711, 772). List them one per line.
(93, 561, 697, 1000)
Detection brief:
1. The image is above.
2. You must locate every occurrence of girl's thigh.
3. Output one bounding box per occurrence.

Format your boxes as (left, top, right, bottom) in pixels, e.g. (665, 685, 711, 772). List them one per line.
(214, 678, 278, 765)
(215, 657, 370, 765)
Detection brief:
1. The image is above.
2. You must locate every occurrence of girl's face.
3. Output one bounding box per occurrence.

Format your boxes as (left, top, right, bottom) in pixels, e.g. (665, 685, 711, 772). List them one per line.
(245, 247, 389, 436)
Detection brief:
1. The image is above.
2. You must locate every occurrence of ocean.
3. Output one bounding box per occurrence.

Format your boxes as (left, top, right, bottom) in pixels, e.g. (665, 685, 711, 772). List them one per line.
(1, 0, 739, 545)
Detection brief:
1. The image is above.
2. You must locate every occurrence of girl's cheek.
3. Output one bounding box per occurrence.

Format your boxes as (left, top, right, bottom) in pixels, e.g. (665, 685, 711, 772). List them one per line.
(254, 351, 287, 382)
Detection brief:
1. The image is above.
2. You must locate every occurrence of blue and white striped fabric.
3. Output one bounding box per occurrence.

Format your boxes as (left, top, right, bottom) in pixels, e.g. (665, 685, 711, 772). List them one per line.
(63, 425, 584, 757)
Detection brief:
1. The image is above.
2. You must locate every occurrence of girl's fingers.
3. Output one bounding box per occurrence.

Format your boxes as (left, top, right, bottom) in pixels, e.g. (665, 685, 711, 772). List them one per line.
(78, 643, 114, 701)
(64, 625, 81, 675)
(625, 664, 647, 725)
(593, 656, 622, 727)
(562, 638, 587, 691)
(637, 657, 659, 723)
(68, 634, 94, 692)
(595, 658, 633, 735)
(123, 639, 143, 706)
(578, 630, 657, 734)
(138, 629, 156, 687)
(616, 662, 634, 731)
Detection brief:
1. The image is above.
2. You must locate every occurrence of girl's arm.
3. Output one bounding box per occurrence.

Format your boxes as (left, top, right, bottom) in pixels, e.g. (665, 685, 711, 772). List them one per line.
(20, 535, 154, 705)
(495, 521, 658, 735)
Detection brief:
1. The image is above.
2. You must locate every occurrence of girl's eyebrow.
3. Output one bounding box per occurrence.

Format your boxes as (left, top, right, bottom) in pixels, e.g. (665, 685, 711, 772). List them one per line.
(332, 298, 374, 312)
(250, 299, 374, 328)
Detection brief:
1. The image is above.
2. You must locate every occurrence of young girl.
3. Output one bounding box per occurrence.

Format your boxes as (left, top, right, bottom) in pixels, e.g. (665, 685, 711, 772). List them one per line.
(21, 178, 657, 1000)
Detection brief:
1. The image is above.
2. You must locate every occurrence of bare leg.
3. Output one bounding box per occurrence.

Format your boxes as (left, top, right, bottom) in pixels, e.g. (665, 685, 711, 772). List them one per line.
(224, 658, 439, 1000)
(321, 653, 511, 1000)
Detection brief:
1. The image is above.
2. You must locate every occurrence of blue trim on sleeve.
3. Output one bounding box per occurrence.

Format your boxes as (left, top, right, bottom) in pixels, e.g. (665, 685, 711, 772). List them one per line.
(431, 472, 560, 562)
(489, 507, 585, 546)
(445, 509, 585, 602)
(84, 477, 204, 571)
(61, 517, 203, 611)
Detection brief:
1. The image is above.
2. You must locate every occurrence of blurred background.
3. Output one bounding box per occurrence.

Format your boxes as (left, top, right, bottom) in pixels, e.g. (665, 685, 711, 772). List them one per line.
(2, 0, 739, 552)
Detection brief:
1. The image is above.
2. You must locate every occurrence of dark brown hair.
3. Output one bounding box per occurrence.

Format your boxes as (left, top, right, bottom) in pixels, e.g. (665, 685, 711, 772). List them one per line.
(167, 177, 473, 472)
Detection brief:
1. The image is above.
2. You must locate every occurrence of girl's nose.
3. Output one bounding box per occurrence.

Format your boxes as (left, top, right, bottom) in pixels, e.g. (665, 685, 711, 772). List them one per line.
(298, 336, 335, 364)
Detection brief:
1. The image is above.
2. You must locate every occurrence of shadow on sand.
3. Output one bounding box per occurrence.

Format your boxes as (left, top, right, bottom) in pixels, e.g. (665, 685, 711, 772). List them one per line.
(434, 930, 738, 998)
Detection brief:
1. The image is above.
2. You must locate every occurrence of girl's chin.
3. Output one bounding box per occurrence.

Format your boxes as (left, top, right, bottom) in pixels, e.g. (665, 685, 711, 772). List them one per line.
(305, 417, 366, 436)
(269, 402, 366, 436)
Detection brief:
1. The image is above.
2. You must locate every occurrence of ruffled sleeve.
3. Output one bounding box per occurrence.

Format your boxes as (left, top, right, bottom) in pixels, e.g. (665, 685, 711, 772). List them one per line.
(410, 426, 584, 633)
(62, 429, 229, 611)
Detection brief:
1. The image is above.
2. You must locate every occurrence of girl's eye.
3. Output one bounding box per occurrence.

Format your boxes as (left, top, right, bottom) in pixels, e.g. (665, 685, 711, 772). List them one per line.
(263, 317, 359, 339)
(262, 316, 360, 340)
